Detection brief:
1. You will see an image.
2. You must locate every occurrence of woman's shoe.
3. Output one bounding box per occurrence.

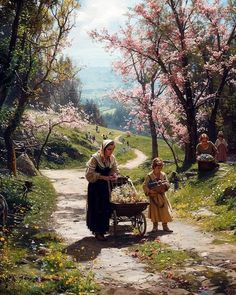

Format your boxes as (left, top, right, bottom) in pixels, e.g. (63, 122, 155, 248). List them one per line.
(95, 233, 107, 241)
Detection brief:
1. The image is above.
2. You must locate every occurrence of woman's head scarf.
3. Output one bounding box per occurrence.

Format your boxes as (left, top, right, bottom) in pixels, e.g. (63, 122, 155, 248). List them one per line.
(100, 139, 115, 159)
(89, 139, 116, 168)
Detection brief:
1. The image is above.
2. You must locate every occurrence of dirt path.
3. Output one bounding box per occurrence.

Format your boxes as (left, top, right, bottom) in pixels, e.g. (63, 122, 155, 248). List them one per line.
(119, 149, 148, 169)
(41, 167, 236, 295)
(114, 135, 148, 169)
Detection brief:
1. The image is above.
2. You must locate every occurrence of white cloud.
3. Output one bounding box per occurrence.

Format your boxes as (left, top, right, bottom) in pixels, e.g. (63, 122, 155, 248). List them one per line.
(78, 0, 129, 29)
(65, 0, 137, 67)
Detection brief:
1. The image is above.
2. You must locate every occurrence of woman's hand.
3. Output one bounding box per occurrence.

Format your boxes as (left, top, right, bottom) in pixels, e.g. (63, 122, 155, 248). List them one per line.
(110, 174, 118, 181)
(100, 175, 117, 181)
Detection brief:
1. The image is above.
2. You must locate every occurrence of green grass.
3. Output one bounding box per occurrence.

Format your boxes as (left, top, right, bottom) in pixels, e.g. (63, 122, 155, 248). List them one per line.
(0, 175, 99, 294)
(35, 121, 184, 172)
(130, 240, 201, 272)
(122, 133, 184, 161)
(23, 176, 56, 226)
(170, 164, 236, 241)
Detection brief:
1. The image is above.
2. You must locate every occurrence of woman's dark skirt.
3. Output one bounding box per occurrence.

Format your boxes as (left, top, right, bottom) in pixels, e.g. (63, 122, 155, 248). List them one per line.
(86, 180, 111, 234)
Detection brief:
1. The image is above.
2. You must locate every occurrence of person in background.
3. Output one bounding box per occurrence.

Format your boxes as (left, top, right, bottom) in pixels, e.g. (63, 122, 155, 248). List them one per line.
(196, 133, 218, 159)
(215, 131, 228, 162)
(196, 133, 218, 171)
(85, 139, 119, 241)
(169, 171, 180, 190)
(142, 158, 173, 233)
(196, 133, 217, 159)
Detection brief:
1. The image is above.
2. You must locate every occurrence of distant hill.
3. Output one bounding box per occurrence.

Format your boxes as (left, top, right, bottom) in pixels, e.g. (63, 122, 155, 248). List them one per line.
(78, 66, 133, 129)
(79, 66, 125, 102)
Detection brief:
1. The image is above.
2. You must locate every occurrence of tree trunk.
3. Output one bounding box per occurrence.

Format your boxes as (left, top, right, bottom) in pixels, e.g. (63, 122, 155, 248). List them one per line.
(36, 127, 52, 170)
(149, 115, 158, 159)
(3, 95, 28, 175)
(184, 106, 198, 167)
(0, 0, 24, 108)
(208, 67, 229, 141)
(208, 98, 219, 142)
(161, 133, 180, 171)
(3, 129, 17, 176)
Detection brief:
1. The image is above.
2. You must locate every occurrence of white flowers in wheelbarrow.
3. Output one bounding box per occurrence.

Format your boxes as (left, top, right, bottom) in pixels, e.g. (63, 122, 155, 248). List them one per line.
(111, 182, 146, 204)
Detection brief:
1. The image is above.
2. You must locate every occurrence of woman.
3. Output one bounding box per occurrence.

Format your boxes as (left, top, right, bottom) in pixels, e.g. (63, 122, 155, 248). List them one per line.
(85, 139, 119, 241)
(142, 158, 173, 233)
(215, 131, 228, 162)
(196, 133, 218, 171)
(196, 133, 218, 159)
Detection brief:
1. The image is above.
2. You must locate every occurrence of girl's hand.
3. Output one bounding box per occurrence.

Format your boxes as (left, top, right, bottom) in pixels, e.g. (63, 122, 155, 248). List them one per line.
(148, 189, 156, 197)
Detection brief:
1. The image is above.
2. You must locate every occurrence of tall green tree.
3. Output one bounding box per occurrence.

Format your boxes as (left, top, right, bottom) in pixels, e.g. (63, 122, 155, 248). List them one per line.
(83, 100, 105, 126)
(0, 0, 80, 175)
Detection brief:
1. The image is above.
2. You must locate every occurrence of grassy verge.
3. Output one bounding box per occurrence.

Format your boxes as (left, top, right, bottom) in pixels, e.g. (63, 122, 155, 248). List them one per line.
(170, 163, 236, 243)
(0, 175, 99, 294)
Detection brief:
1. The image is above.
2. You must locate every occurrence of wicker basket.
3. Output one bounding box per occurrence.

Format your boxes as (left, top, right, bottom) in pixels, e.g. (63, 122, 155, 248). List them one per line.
(198, 160, 216, 171)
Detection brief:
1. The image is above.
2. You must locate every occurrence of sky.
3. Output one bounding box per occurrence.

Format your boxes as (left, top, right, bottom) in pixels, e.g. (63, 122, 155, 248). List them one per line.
(65, 0, 138, 68)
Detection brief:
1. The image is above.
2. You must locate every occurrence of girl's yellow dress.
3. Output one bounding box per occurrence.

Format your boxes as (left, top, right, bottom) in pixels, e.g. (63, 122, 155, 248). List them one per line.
(143, 171, 172, 223)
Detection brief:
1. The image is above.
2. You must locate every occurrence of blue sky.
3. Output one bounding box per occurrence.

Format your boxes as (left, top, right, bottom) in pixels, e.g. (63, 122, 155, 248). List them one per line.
(65, 0, 138, 68)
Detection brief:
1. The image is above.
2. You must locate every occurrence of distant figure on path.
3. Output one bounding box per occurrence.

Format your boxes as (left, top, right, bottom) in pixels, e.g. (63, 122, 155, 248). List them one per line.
(196, 133, 218, 171)
(85, 139, 119, 241)
(169, 171, 180, 190)
(142, 158, 173, 233)
(215, 131, 228, 162)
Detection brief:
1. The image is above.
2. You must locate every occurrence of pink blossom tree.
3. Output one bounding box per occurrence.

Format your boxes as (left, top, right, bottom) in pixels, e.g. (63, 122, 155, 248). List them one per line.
(90, 0, 236, 166)
(152, 95, 188, 170)
(21, 103, 86, 169)
(112, 52, 165, 159)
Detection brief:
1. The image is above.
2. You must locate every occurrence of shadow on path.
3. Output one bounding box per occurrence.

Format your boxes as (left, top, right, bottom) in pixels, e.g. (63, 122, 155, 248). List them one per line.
(65, 230, 172, 262)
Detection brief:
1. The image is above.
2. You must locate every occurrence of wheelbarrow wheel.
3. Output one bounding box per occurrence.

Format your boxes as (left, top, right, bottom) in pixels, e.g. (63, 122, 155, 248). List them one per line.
(131, 216, 136, 227)
(135, 213, 146, 236)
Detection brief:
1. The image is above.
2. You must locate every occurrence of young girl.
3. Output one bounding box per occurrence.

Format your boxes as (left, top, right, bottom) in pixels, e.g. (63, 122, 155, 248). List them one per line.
(215, 131, 228, 162)
(142, 158, 173, 232)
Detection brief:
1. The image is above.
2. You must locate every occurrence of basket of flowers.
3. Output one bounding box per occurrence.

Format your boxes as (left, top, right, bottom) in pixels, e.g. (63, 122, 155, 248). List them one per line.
(197, 154, 216, 171)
